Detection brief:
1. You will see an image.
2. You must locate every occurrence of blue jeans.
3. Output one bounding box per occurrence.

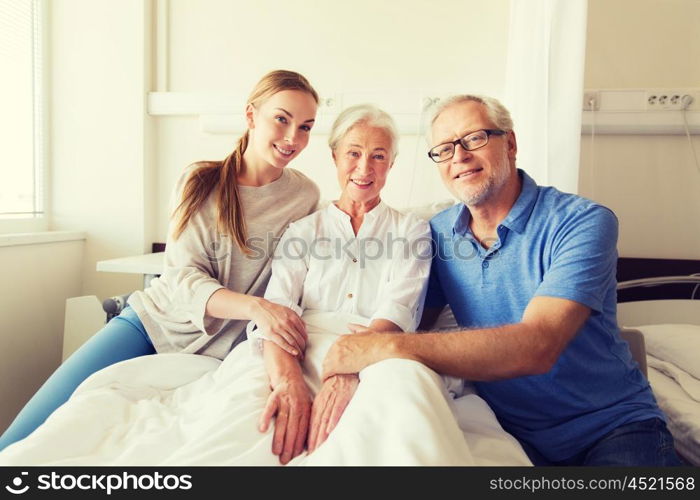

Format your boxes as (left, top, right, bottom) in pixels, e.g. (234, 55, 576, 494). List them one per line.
(522, 418, 683, 466)
(0, 306, 155, 452)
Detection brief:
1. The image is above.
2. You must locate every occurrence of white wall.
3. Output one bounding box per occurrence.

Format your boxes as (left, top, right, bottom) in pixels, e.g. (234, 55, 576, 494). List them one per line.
(153, 0, 511, 239)
(0, 240, 83, 432)
(579, 0, 700, 258)
(49, 0, 155, 299)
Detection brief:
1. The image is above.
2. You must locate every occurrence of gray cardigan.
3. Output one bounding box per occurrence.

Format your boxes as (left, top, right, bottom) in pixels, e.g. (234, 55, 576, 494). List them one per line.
(128, 167, 320, 360)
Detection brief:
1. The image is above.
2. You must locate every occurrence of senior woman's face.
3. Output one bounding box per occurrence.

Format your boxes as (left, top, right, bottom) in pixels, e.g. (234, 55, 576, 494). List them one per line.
(333, 125, 393, 205)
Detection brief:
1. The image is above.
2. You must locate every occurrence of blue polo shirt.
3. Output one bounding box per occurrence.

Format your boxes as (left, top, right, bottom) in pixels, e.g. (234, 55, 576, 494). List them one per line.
(426, 169, 664, 462)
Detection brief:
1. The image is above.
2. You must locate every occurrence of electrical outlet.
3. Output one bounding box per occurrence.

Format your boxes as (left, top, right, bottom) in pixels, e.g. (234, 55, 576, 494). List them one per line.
(582, 91, 600, 111)
(646, 90, 698, 110)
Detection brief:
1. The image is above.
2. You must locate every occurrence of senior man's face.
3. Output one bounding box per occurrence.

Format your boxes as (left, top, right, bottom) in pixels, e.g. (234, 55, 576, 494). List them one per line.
(431, 101, 516, 207)
(334, 125, 393, 205)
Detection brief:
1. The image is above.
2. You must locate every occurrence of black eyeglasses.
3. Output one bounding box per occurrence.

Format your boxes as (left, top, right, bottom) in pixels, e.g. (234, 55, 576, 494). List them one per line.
(428, 129, 506, 163)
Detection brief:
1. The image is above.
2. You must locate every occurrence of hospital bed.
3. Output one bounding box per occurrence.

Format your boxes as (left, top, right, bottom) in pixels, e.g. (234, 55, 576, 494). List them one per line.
(616, 266, 700, 466)
(96, 251, 700, 465)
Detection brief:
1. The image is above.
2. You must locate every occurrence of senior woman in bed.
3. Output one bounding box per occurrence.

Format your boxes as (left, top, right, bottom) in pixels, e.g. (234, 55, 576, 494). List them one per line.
(248, 104, 432, 464)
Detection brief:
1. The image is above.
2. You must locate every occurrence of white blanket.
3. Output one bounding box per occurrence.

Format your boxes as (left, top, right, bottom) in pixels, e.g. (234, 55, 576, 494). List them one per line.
(0, 311, 530, 466)
(647, 356, 700, 403)
(647, 363, 700, 466)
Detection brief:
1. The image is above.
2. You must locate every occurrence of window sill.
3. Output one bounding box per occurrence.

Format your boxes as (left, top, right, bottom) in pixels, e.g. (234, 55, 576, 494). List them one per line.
(0, 231, 86, 248)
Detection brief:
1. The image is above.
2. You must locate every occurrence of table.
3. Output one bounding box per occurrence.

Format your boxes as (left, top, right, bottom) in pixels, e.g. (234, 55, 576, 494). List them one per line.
(96, 252, 165, 288)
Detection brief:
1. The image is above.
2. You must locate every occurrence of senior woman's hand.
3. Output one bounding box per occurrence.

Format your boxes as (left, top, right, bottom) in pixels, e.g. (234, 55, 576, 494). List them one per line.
(258, 375, 313, 464)
(307, 374, 359, 452)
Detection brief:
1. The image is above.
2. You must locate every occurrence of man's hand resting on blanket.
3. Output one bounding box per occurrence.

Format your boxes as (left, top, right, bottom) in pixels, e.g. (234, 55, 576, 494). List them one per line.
(307, 374, 359, 452)
(259, 373, 313, 464)
(322, 321, 404, 380)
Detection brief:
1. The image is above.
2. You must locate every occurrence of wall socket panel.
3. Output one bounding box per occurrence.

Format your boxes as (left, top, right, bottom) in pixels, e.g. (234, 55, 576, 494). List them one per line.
(582, 89, 699, 111)
(646, 90, 698, 110)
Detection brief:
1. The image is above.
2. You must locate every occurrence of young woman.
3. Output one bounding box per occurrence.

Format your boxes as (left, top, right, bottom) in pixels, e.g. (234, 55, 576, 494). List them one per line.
(0, 70, 321, 452)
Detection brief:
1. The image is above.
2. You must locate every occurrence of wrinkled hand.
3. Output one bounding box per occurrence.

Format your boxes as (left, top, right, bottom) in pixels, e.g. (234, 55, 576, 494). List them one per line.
(258, 377, 312, 464)
(322, 326, 392, 380)
(307, 374, 359, 452)
(252, 299, 307, 359)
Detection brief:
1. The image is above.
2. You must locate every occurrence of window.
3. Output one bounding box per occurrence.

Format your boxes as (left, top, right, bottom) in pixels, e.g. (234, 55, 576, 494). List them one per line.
(0, 0, 46, 233)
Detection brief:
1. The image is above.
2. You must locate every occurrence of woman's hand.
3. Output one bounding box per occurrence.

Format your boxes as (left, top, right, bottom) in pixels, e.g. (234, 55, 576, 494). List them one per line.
(307, 374, 359, 452)
(259, 376, 313, 465)
(251, 299, 307, 358)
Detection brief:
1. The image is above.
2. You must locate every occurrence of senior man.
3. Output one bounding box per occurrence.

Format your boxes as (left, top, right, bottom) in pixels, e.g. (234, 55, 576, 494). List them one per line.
(322, 95, 681, 466)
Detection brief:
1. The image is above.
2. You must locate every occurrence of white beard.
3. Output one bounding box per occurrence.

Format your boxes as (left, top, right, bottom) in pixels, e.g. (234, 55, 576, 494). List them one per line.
(459, 152, 512, 207)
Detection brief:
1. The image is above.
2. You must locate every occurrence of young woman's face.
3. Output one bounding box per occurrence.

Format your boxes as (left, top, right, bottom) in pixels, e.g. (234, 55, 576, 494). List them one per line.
(246, 90, 318, 169)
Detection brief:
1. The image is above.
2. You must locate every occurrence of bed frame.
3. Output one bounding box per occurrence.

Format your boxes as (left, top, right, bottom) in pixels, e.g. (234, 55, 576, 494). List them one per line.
(617, 257, 700, 302)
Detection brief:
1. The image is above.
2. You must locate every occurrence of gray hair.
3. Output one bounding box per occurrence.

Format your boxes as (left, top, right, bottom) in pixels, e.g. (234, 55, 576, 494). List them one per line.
(328, 104, 399, 159)
(429, 95, 514, 134)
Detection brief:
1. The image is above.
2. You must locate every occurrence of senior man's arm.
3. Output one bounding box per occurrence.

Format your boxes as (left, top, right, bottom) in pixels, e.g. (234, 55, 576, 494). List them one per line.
(322, 295, 590, 381)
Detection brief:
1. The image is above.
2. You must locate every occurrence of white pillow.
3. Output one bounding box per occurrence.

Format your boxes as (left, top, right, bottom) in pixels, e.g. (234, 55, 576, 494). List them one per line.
(397, 199, 458, 221)
(632, 324, 700, 379)
(316, 199, 457, 221)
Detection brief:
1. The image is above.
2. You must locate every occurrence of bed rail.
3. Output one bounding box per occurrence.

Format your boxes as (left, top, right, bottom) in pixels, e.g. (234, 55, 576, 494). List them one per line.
(617, 275, 700, 291)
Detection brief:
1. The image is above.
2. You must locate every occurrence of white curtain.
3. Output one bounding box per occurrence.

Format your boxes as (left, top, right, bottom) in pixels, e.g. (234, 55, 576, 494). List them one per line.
(504, 0, 588, 194)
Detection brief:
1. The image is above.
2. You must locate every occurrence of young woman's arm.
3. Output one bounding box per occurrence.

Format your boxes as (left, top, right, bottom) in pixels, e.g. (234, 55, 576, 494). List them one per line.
(246, 221, 312, 357)
(206, 290, 307, 356)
